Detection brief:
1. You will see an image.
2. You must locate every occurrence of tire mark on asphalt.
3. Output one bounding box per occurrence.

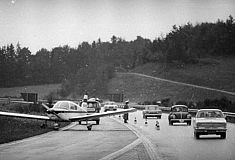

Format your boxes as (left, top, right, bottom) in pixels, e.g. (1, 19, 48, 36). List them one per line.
(108, 117, 162, 160)
(99, 138, 142, 160)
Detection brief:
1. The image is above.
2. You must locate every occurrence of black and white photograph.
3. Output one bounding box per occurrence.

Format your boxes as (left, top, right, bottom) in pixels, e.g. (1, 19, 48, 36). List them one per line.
(0, 0, 235, 159)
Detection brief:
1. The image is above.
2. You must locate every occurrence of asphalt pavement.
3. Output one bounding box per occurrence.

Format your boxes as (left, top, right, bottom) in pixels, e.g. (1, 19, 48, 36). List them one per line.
(0, 115, 150, 160)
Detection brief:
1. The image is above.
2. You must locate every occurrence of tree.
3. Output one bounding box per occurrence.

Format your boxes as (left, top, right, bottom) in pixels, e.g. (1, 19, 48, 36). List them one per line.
(16, 47, 31, 84)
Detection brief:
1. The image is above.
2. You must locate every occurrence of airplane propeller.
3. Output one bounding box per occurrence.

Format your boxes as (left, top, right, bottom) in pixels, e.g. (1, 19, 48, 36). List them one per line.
(41, 103, 56, 114)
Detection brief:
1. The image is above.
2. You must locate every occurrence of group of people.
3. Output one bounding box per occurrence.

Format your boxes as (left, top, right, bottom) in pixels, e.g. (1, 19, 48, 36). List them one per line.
(80, 93, 130, 123)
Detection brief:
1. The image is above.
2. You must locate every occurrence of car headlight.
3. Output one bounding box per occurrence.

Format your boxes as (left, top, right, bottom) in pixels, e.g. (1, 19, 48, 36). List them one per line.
(196, 123, 202, 128)
(221, 123, 227, 129)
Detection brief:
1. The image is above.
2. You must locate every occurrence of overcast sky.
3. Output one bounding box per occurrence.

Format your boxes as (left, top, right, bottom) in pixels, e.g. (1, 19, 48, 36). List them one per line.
(0, 0, 235, 54)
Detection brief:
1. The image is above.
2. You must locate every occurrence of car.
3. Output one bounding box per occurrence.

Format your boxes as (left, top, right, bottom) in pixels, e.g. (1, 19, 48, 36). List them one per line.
(168, 105, 192, 125)
(142, 105, 162, 119)
(103, 101, 118, 112)
(193, 109, 227, 139)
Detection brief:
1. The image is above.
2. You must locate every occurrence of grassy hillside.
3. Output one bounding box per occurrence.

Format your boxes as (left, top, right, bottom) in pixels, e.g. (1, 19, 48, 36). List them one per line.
(108, 57, 235, 104)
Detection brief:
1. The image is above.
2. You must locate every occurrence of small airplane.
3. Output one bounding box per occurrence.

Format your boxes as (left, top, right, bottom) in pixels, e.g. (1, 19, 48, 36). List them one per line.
(0, 100, 136, 130)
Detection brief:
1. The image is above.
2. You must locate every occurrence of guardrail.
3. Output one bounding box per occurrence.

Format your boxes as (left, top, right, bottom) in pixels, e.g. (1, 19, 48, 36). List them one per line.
(0, 97, 24, 101)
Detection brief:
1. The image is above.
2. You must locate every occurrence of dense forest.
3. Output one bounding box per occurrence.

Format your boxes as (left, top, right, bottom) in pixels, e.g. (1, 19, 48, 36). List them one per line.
(0, 16, 234, 97)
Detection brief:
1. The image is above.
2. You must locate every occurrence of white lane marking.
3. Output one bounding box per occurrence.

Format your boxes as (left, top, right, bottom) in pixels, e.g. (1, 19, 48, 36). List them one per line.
(99, 138, 142, 160)
(123, 72, 235, 96)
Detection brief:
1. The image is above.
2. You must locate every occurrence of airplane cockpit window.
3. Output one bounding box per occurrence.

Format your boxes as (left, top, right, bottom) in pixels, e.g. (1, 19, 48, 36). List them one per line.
(70, 103, 77, 110)
(88, 103, 93, 108)
(69, 101, 86, 112)
(54, 101, 69, 110)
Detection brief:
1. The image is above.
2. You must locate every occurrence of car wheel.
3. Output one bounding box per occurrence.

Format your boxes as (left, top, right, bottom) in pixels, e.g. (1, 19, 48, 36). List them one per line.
(169, 121, 173, 125)
(96, 120, 100, 125)
(87, 124, 92, 131)
(87, 126, 92, 131)
(78, 121, 82, 125)
(221, 133, 226, 139)
(195, 132, 200, 139)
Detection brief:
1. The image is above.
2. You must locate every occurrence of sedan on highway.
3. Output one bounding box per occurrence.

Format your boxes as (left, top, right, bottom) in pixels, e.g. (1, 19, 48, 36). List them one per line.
(142, 105, 162, 119)
(104, 101, 118, 112)
(168, 105, 192, 125)
(193, 109, 227, 139)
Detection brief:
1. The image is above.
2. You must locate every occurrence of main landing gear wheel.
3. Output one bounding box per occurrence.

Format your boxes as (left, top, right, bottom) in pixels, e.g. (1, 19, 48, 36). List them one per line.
(40, 121, 48, 128)
(40, 123, 47, 129)
(53, 123, 60, 130)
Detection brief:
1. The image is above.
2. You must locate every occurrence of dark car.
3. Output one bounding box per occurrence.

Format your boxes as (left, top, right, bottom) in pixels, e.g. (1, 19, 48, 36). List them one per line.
(168, 105, 191, 125)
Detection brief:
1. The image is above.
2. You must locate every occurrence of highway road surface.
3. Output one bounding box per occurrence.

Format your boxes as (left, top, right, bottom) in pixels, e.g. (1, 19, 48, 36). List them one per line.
(0, 117, 138, 160)
(124, 111, 235, 160)
(1, 110, 235, 160)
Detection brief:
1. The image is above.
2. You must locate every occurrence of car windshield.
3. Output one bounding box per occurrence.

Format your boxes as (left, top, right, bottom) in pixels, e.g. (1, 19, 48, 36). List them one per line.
(88, 102, 98, 108)
(172, 106, 188, 112)
(197, 110, 223, 118)
(106, 102, 115, 105)
(146, 106, 158, 110)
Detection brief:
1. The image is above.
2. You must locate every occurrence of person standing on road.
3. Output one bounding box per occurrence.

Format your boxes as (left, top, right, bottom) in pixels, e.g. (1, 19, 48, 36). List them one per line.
(81, 93, 88, 110)
(123, 100, 129, 123)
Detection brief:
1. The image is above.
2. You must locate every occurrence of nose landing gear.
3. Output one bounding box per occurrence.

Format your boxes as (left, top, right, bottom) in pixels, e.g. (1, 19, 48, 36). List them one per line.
(53, 123, 60, 130)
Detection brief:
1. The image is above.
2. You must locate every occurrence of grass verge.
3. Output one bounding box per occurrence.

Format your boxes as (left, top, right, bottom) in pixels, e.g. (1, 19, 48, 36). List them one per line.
(0, 116, 69, 144)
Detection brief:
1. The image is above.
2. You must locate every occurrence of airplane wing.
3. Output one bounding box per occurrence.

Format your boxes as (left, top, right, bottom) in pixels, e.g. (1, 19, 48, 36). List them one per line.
(69, 108, 136, 121)
(0, 111, 50, 120)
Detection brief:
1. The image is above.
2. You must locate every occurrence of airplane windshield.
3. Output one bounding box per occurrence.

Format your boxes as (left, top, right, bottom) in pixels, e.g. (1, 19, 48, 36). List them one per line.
(54, 101, 69, 110)
(69, 102, 86, 111)
(70, 103, 77, 110)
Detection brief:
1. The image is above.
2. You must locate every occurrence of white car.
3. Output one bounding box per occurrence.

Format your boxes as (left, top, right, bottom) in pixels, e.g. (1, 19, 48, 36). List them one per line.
(143, 105, 162, 119)
(193, 109, 227, 139)
(103, 101, 118, 112)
